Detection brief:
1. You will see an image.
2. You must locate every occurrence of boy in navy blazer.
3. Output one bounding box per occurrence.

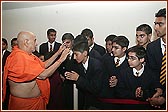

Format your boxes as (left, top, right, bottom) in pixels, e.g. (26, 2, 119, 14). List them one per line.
(117, 46, 162, 110)
(98, 35, 130, 109)
(146, 8, 166, 109)
(65, 35, 103, 110)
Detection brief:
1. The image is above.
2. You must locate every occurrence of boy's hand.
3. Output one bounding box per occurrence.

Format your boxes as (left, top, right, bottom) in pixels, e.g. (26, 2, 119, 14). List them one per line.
(135, 87, 143, 97)
(109, 76, 118, 87)
(65, 71, 79, 81)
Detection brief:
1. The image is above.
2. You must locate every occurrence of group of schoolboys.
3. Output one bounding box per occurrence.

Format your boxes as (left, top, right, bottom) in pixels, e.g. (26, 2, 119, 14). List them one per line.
(2, 8, 166, 110)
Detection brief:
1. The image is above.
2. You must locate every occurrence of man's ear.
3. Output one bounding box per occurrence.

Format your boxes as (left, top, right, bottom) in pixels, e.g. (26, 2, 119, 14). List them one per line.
(24, 39, 29, 47)
(92, 37, 94, 41)
(83, 51, 88, 57)
(122, 47, 127, 52)
(140, 58, 145, 63)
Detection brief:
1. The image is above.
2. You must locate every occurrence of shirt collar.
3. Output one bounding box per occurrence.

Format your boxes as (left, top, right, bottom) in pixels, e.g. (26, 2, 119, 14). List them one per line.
(82, 56, 89, 71)
(89, 43, 95, 52)
(48, 41, 55, 51)
(2, 50, 6, 56)
(48, 41, 55, 46)
(114, 55, 126, 66)
(160, 38, 166, 55)
(133, 64, 144, 77)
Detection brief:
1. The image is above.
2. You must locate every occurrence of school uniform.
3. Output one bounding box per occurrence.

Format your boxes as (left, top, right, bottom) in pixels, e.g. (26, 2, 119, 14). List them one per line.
(58, 51, 78, 110)
(2, 50, 11, 72)
(39, 41, 61, 58)
(98, 55, 129, 109)
(146, 38, 166, 109)
(2, 50, 10, 110)
(75, 57, 103, 109)
(146, 38, 163, 77)
(116, 65, 161, 110)
(89, 48, 102, 61)
(93, 43, 106, 56)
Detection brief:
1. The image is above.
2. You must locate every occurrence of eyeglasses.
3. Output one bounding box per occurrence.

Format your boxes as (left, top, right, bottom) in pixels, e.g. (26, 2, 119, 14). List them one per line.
(127, 56, 138, 61)
(154, 22, 165, 27)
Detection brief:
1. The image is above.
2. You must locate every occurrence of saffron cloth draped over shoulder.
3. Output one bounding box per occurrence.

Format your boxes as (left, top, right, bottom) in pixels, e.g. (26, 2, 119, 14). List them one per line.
(2, 46, 50, 110)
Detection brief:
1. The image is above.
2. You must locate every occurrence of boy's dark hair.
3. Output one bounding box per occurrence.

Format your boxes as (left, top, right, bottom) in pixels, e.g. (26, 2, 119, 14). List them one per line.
(112, 36, 129, 48)
(105, 34, 117, 42)
(81, 28, 93, 39)
(155, 8, 166, 18)
(73, 34, 88, 45)
(127, 45, 146, 60)
(136, 24, 152, 35)
(73, 35, 89, 53)
(2, 38, 8, 45)
(62, 33, 74, 41)
(11, 38, 17, 46)
(47, 28, 56, 36)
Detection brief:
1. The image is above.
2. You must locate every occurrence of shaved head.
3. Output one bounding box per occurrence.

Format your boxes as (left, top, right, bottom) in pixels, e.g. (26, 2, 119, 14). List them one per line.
(17, 31, 34, 43)
(17, 31, 37, 54)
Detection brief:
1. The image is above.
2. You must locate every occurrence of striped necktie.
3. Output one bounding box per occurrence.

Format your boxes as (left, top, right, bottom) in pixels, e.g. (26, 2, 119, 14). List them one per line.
(160, 48, 166, 85)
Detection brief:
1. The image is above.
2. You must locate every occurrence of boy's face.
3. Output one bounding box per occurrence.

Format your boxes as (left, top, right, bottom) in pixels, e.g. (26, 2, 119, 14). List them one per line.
(106, 40, 113, 53)
(73, 51, 87, 63)
(11, 40, 18, 48)
(2, 41, 7, 51)
(62, 39, 73, 49)
(154, 17, 166, 38)
(47, 32, 56, 43)
(127, 52, 143, 68)
(112, 42, 126, 58)
(136, 31, 151, 47)
(86, 37, 94, 47)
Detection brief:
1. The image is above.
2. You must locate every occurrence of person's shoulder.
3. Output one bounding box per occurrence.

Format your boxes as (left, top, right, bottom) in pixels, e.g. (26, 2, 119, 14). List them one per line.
(55, 41, 61, 45)
(147, 38, 160, 48)
(55, 42, 61, 47)
(5, 50, 11, 54)
(144, 65, 156, 75)
(102, 53, 112, 60)
(102, 53, 110, 58)
(120, 66, 131, 75)
(94, 43, 105, 49)
(89, 57, 102, 66)
(9, 49, 26, 60)
(40, 42, 48, 47)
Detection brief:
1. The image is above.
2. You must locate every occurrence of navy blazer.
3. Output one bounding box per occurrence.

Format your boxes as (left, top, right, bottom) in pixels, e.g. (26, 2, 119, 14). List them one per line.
(93, 43, 106, 56)
(146, 38, 163, 76)
(100, 54, 129, 98)
(39, 41, 61, 59)
(89, 48, 102, 61)
(117, 66, 161, 100)
(146, 38, 166, 109)
(116, 66, 161, 110)
(2, 50, 11, 72)
(75, 57, 104, 109)
(103, 55, 129, 77)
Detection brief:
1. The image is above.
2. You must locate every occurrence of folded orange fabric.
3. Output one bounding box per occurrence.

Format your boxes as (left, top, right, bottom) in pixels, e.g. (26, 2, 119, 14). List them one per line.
(8, 95, 46, 110)
(3, 46, 50, 110)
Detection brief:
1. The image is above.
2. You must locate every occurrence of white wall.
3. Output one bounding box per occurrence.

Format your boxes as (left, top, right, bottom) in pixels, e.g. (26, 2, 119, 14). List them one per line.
(2, 1, 166, 51)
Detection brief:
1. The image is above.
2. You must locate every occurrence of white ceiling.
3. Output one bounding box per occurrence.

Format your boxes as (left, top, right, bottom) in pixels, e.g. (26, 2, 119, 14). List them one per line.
(2, 2, 77, 10)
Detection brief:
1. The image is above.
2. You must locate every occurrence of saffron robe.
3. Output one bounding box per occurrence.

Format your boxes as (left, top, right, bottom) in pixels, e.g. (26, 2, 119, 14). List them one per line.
(3, 46, 50, 110)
